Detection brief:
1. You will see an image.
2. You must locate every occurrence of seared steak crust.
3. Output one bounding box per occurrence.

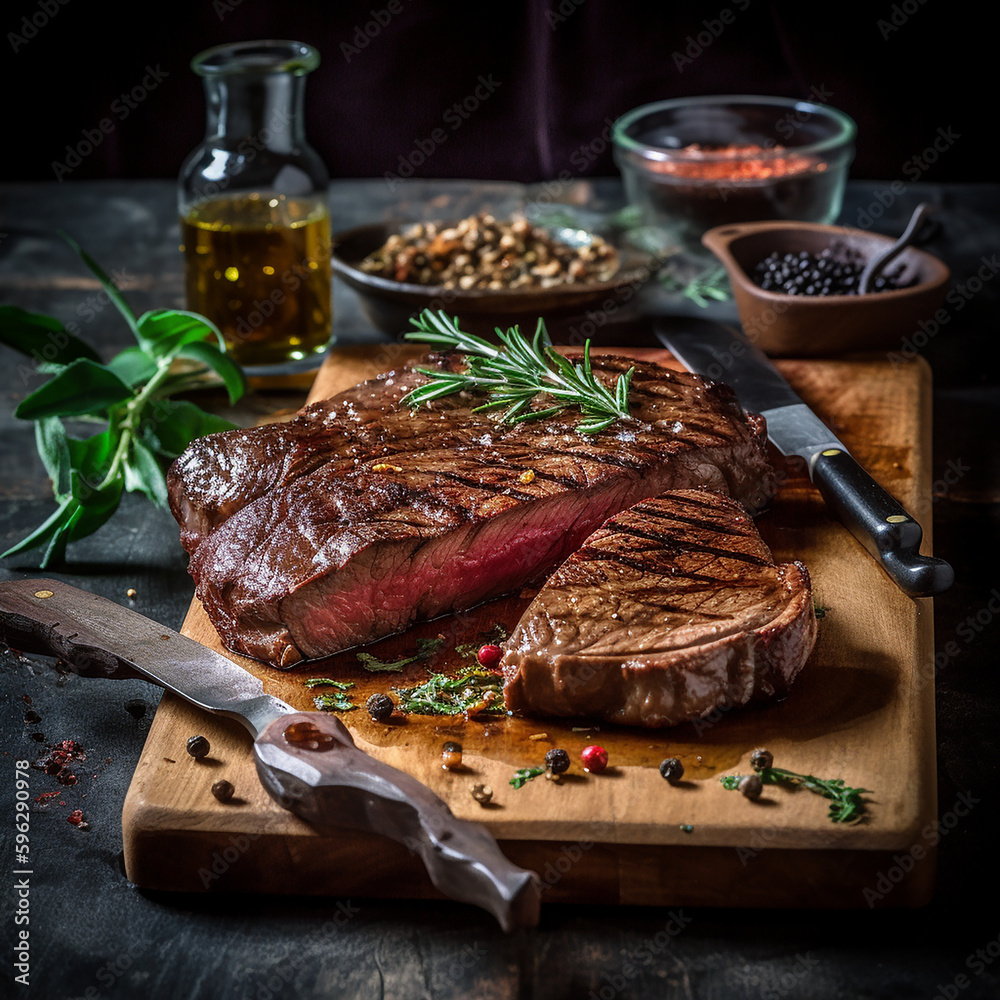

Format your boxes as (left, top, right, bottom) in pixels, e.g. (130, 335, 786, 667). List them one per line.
(169, 355, 776, 667)
(501, 490, 816, 728)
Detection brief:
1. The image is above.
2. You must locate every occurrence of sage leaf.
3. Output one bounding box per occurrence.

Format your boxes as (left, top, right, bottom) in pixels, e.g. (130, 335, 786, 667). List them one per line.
(136, 309, 224, 359)
(15, 359, 132, 420)
(124, 437, 168, 507)
(65, 429, 116, 485)
(67, 471, 123, 542)
(58, 230, 138, 335)
(1, 495, 75, 560)
(0, 305, 101, 365)
(176, 340, 246, 405)
(139, 399, 234, 458)
(34, 417, 71, 499)
(107, 346, 159, 387)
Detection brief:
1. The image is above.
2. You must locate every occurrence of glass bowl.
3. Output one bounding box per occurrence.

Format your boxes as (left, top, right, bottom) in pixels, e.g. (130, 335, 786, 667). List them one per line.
(612, 95, 856, 255)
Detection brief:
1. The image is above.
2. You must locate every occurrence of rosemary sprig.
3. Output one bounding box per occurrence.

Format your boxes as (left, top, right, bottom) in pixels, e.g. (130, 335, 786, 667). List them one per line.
(304, 678, 354, 690)
(509, 766, 546, 789)
(401, 309, 634, 435)
(721, 766, 869, 824)
(356, 636, 444, 673)
(392, 665, 504, 717)
(658, 263, 731, 307)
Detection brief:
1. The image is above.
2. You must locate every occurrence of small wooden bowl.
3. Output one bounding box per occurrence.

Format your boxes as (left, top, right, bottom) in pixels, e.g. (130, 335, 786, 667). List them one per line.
(332, 222, 660, 338)
(702, 220, 950, 356)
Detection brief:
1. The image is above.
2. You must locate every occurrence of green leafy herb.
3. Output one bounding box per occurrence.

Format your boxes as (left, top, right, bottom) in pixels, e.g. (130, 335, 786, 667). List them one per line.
(814, 602, 830, 619)
(721, 766, 869, 824)
(0, 234, 247, 567)
(392, 665, 504, 717)
(509, 766, 546, 789)
(401, 309, 634, 435)
(312, 691, 357, 712)
(356, 636, 444, 673)
(659, 264, 731, 307)
(304, 678, 355, 690)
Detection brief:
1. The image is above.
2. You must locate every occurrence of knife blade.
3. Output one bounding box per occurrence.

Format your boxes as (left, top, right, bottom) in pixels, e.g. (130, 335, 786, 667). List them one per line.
(654, 317, 954, 598)
(0, 578, 540, 931)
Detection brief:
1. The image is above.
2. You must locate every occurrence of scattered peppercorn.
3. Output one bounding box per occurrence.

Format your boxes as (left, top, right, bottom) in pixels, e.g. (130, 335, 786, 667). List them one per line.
(470, 783, 493, 806)
(545, 748, 570, 775)
(659, 757, 684, 783)
(124, 699, 146, 720)
(186, 735, 210, 759)
(67, 809, 84, 825)
(442, 741, 463, 770)
(750, 748, 774, 772)
(738, 774, 764, 800)
(477, 644, 502, 669)
(212, 779, 235, 803)
(581, 745, 608, 773)
(365, 692, 394, 723)
(23, 710, 41, 724)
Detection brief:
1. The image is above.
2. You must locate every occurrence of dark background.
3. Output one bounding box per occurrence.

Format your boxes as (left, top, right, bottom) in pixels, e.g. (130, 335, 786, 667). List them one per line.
(1, 0, 989, 184)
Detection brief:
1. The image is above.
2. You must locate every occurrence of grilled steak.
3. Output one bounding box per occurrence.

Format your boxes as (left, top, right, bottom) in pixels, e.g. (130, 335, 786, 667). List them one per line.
(501, 490, 816, 728)
(168, 354, 776, 667)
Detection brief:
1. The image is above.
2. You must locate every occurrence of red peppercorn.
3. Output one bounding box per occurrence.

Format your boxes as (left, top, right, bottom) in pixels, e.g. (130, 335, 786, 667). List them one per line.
(67, 809, 84, 825)
(581, 745, 608, 773)
(477, 644, 502, 669)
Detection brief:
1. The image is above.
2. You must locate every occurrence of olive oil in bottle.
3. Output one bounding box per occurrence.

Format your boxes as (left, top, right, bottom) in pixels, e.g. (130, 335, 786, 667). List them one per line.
(180, 192, 332, 368)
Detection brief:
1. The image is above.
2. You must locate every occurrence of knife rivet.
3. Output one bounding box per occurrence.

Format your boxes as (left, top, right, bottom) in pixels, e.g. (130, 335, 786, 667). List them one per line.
(33, 590, 54, 599)
(821, 449, 841, 457)
(886, 515, 908, 523)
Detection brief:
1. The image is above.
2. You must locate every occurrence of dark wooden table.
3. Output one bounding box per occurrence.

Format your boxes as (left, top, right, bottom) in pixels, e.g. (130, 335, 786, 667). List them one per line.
(1, 179, 998, 999)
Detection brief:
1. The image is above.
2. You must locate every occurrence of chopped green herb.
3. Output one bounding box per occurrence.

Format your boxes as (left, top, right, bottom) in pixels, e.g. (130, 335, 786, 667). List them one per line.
(721, 766, 869, 824)
(312, 691, 356, 712)
(356, 636, 444, 673)
(392, 665, 504, 717)
(814, 602, 830, 619)
(509, 766, 546, 789)
(304, 678, 354, 690)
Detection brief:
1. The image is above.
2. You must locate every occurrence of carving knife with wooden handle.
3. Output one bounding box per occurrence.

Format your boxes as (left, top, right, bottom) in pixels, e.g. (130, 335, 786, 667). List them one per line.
(0, 578, 541, 932)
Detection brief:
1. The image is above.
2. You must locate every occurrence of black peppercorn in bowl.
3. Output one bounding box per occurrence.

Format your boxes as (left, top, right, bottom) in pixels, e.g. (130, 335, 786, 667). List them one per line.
(702, 220, 950, 356)
(612, 95, 856, 256)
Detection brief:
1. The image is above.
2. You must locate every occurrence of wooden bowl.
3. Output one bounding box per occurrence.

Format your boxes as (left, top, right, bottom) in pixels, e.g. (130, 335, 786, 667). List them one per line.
(332, 222, 660, 338)
(702, 220, 950, 356)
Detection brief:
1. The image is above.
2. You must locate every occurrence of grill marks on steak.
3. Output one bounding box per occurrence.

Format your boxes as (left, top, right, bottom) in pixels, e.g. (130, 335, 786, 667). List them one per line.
(500, 491, 817, 728)
(169, 355, 777, 667)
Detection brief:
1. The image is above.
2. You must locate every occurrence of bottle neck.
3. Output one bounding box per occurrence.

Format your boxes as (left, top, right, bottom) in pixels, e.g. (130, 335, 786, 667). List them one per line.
(203, 73, 306, 153)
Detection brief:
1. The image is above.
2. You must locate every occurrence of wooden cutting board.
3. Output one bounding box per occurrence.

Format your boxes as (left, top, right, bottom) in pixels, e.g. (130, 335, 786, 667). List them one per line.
(121, 346, 938, 909)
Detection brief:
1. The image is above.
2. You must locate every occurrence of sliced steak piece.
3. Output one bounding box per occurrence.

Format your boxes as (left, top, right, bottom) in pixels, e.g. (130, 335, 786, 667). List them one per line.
(171, 355, 777, 667)
(501, 490, 816, 728)
(168, 354, 774, 555)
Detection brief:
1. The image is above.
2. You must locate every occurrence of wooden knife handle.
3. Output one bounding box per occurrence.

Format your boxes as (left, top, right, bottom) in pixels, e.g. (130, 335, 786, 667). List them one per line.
(254, 712, 541, 932)
(0, 577, 145, 678)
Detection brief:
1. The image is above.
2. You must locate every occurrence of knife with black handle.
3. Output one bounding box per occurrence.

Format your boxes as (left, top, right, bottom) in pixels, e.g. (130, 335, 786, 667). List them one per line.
(0, 578, 540, 931)
(656, 317, 953, 598)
